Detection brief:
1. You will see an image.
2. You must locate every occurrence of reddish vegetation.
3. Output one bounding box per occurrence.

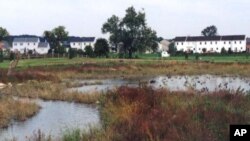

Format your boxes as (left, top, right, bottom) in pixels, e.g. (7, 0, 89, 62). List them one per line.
(99, 87, 250, 141)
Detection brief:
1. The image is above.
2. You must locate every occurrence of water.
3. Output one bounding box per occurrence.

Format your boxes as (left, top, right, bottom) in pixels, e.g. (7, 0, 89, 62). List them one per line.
(0, 99, 100, 141)
(71, 75, 250, 93)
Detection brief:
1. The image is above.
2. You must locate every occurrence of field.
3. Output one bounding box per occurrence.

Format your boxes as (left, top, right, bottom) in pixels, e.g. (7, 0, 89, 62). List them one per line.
(1, 53, 250, 69)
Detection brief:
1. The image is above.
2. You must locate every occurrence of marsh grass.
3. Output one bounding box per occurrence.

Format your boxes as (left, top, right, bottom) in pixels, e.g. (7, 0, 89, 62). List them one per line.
(3, 80, 101, 104)
(0, 97, 39, 128)
(93, 87, 250, 141)
(2, 61, 250, 83)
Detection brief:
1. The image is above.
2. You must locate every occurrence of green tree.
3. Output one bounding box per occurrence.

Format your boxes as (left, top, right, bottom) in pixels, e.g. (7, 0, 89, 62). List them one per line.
(102, 6, 158, 58)
(94, 38, 109, 57)
(0, 27, 9, 39)
(102, 15, 121, 51)
(168, 42, 177, 55)
(43, 26, 68, 54)
(201, 25, 218, 37)
(221, 47, 227, 54)
(85, 45, 94, 57)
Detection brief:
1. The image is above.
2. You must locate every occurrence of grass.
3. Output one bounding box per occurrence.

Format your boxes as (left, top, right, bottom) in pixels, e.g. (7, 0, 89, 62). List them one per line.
(80, 87, 250, 141)
(0, 96, 40, 128)
(3, 59, 250, 83)
(2, 80, 101, 104)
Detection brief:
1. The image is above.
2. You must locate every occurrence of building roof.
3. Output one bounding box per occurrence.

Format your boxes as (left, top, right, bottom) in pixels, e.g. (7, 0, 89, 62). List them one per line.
(67, 36, 95, 42)
(38, 42, 49, 48)
(13, 37, 39, 42)
(174, 35, 246, 42)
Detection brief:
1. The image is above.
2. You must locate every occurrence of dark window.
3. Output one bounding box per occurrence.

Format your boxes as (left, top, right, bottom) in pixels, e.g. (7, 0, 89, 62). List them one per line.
(205, 42, 207, 45)
(20, 43, 23, 46)
(215, 42, 217, 44)
(210, 42, 212, 44)
(34, 43, 36, 45)
(28, 43, 30, 45)
(224, 42, 226, 44)
(181, 42, 183, 45)
(229, 41, 231, 44)
(235, 41, 237, 44)
(200, 42, 202, 45)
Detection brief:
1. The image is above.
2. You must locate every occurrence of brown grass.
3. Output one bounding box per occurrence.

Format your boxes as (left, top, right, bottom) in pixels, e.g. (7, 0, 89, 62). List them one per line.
(88, 87, 250, 141)
(2, 80, 101, 104)
(2, 61, 250, 83)
(0, 97, 39, 128)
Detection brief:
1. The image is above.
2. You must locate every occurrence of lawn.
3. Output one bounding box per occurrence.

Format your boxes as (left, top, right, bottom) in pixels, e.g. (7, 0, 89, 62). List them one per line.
(1, 54, 250, 69)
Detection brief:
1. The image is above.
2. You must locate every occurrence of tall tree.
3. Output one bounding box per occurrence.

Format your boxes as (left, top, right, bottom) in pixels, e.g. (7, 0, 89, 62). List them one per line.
(94, 38, 109, 57)
(102, 15, 121, 51)
(0, 27, 9, 39)
(102, 6, 158, 58)
(201, 25, 218, 37)
(43, 26, 68, 54)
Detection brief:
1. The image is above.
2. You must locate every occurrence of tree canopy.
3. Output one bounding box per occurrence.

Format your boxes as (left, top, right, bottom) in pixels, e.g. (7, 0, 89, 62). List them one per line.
(102, 6, 158, 58)
(201, 25, 218, 37)
(94, 38, 109, 57)
(0, 27, 9, 39)
(43, 26, 68, 54)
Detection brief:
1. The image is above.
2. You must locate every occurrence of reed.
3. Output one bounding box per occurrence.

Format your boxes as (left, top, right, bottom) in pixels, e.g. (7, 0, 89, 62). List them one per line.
(0, 97, 39, 128)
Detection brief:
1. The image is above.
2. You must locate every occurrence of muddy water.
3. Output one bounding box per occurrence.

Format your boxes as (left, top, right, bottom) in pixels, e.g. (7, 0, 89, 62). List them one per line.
(0, 99, 100, 141)
(71, 75, 250, 93)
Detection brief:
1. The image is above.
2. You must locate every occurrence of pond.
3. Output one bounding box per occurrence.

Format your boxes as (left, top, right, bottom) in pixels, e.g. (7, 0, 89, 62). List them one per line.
(71, 75, 250, 93)
(0, 99, 100, 141)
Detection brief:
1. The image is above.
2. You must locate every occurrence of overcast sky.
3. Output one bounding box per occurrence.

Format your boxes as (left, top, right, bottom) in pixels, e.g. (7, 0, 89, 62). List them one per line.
(0, 0, 249, 39)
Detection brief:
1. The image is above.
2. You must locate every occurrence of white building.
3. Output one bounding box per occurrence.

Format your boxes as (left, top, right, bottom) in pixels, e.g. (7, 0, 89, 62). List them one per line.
(174, 35, 246, 53)
(12, 37, 50, 54)
(67, 37, 95, 50)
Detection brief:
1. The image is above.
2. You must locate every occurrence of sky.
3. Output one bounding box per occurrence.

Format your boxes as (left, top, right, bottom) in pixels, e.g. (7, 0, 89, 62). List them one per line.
(0, 0, 249, 39)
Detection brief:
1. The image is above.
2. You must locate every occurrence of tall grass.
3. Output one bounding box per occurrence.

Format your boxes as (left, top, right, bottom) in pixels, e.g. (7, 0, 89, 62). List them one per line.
(0, 97, 39, 128)
(3, 80, 101, 104)
(94, 87, 250, 141)
(2, 61, 250, 83)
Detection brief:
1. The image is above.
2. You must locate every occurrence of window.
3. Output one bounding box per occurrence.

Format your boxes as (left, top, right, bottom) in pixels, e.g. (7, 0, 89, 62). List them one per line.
(14, 43, 17, 46)
(224, 42, 226, 44)
(235, 41, 237, 44)
(73, 43, 75, 45)
(240, 41, 242, 44)
(181, 42, 183, 45)
(229, 41, 231, 44)
(205, 42, 207, 45)
(200, 42, 202, 45)
(177, 43, 178, 45)
(216, 48, 218, 50)
(215, 42, 217, 44)
(210, 42, 212, 45)
(84, 43, 86, 45)
(199, 48, 201, 50)
(79, 43, 81, 45)
(20, 43, 23, 46)
(34, 43, 36, 45)
(28, 43, 30, 45)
